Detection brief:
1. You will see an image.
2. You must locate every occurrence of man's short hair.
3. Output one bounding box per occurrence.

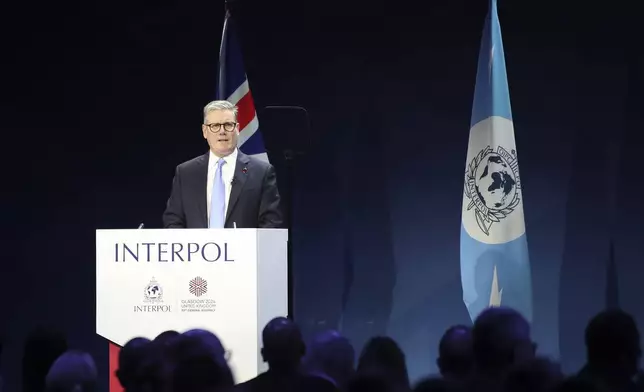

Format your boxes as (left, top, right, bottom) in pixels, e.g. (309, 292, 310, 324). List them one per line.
(585, 309, 640, 366)
(168, 334, 234, 391)
(203, 100, 238, 121)
(45, 350, 97, 392)
(437, 325, 472, 375)
(472, 307, 531, 369)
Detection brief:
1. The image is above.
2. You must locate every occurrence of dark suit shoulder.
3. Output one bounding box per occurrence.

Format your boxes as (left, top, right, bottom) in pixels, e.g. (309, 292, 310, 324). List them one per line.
(245, 154, 273, 172)
(176, 153, 208, 172)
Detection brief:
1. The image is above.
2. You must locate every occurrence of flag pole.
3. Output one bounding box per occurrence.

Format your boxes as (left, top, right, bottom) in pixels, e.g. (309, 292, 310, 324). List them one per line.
(220, 0, 297, 321)
(217, 7, 231, 100)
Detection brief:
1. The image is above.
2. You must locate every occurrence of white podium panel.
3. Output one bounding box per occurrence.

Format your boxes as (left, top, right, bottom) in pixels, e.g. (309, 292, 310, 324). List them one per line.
(96, 228, 288, 383)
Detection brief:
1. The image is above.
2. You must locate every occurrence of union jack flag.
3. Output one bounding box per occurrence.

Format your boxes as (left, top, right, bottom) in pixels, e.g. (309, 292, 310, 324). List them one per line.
(216, 10, 268, 162)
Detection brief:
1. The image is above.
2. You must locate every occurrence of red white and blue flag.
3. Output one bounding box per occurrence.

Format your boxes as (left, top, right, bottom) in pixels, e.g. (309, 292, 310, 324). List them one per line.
(217, 10, 268, 162)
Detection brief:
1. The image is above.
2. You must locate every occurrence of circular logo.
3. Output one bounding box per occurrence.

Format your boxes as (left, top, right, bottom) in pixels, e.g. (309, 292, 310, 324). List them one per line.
(144, 279, 163, 302)
(462, 117, 526, 244)
(473, 152, 517, 211)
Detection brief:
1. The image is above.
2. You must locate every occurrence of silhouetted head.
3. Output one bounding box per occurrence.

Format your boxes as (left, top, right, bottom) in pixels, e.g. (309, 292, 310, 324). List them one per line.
(303, 330, 354, 389)
(22, 327, 68, 392)
(169, 334, 234, 392)
(45, 350, 97, 392)
(349, 373, 394, 392)
(413, 377, 452, 392)
(585, 309, 641, 379)
(357, 336, 410, 391)
(472, 307, 534, 373)
(116, 337, 150, 391)
(261, 317, 305, 373)
(182, 329, 227, 360)
(133, 341, 171, 392)
(503, 356, 563, 392)
(153, 331, 179, 347)
(437, 325, 473, 379)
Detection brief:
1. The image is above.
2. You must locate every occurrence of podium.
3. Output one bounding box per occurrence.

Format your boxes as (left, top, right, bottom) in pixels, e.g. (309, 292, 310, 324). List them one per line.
(96, 228, 288, 388)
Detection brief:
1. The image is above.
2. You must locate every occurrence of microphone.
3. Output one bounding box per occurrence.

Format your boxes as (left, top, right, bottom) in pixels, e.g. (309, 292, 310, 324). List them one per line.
(138, 223, 145, 229)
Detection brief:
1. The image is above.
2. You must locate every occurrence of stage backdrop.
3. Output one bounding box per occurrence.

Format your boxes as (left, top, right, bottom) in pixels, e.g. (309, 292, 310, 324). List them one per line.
(1, 0, 642, 389)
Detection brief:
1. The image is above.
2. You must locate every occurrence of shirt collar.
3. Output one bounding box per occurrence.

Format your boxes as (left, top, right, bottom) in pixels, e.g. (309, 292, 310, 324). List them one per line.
(209, 148, 238, 169)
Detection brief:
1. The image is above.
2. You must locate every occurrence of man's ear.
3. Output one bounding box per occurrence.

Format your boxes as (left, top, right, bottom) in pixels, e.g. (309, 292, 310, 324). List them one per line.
(260, 347, 266, 363)
(436, 357, 443, 373)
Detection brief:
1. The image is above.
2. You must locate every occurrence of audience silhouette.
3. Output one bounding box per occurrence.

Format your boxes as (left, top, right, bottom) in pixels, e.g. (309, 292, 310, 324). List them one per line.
(465, 307, 536, 392)
(115, 337, 150, 392)
(437, 325, 473, 384)
(357, 336, 410, 392)
(45, 350, 97, 392)
(235, 317, 306, 392)
(302, 330, 355, 391)
(9, 306, 644, 392)
(575, 309, 641, 392)
(169, 333, 234, 392)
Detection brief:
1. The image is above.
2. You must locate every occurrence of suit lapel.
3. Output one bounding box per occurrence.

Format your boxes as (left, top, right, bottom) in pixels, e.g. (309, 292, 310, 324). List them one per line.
(225, 152, 250, 225)
(195, 153, 209, 228)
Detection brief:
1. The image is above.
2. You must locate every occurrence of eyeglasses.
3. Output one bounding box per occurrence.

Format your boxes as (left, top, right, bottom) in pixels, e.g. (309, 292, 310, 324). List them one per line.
(204, 122, 238, 133)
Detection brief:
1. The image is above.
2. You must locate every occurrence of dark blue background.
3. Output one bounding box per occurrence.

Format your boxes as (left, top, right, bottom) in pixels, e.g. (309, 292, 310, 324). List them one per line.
(2, 0, 643, 390)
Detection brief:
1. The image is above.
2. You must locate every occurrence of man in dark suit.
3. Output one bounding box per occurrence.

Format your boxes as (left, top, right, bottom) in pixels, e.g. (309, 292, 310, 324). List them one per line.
(163, 100, 283, 229)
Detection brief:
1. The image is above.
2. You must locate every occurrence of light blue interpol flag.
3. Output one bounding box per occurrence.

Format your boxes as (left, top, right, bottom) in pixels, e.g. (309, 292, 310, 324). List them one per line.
(460, 0, 533, 322)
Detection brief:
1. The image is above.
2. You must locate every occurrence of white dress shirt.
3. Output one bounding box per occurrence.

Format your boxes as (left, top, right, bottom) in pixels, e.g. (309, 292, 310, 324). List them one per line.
(206, 148, 238, 224)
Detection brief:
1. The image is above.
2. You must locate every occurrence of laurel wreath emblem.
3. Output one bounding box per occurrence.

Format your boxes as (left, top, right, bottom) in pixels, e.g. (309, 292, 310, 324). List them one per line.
(464, 145, 520, 224)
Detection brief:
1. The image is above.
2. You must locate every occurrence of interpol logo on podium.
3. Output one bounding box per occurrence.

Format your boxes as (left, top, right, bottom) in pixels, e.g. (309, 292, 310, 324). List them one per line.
(96, 228, 288, 385)
(135, 277, 171, 313)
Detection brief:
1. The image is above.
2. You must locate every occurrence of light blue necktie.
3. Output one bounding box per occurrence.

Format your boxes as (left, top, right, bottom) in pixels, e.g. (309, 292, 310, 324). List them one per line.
(209, 158, 226, 228)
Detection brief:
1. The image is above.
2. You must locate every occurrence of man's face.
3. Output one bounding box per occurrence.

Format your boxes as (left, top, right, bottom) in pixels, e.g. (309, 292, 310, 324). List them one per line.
(202, 109, 238, 157)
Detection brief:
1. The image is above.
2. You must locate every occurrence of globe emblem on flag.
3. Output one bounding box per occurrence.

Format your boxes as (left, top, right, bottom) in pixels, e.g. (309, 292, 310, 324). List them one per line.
(464, 145, 521, 236)
(143, 278, 163, 302)
(474, 154, 517, 210)
(189, 277, 208, 297)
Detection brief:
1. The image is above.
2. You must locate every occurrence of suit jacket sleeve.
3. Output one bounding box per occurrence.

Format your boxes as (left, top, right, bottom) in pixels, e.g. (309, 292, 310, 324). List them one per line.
(258, 164, 284, 228)
(162, 165, 187, 228)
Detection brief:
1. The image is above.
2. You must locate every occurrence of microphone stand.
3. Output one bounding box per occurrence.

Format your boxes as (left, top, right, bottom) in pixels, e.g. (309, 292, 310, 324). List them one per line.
(284, 148, 296, 319)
